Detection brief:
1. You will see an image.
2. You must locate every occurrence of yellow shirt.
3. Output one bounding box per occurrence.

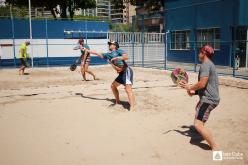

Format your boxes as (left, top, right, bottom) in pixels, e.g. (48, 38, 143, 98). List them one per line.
(19, 43, 27, 59)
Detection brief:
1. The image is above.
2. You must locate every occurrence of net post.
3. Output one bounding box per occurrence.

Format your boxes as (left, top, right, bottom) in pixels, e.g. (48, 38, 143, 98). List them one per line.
(132, 16, 135, 67)
(141, 15, 144, 67)
(10, 5, 16, 67)
(164, 3, 167, 71)
(28, 0, 33, 68)
(232, 40, 236, 77)
(45, 18, 49, 67)
(193, 28, 197, 72)
(232, 26, 237, 77)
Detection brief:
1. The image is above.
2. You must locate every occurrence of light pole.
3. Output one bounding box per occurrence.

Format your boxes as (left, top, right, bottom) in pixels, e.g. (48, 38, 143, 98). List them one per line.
(246, 28, 248, 68)
(165, 30, 170, 70)
(28, 0, 33, 67)
(10, 4, 16, 67)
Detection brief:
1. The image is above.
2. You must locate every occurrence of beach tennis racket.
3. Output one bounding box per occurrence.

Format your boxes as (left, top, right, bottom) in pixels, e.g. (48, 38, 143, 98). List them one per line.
(70, 64, 77, 71)
(70, 45, 85, 71)
(69, 57, 81, 71)
(170, 68, 189, 85)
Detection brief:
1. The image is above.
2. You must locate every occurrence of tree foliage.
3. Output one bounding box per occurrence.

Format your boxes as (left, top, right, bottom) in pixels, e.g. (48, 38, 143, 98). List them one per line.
(0, 5, 28, 17)
(5, 0, 96, 20)
(110, 0, 164, 12)
(110, 0, 136, 9)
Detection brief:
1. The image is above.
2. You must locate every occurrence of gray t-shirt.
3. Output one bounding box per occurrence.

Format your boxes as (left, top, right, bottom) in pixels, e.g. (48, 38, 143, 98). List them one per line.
(198, 60, 220, 104)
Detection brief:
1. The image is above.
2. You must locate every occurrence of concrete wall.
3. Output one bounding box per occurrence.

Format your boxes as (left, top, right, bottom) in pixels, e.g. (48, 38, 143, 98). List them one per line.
(0, 39, 109, 59)
(0, 39, 109, 66)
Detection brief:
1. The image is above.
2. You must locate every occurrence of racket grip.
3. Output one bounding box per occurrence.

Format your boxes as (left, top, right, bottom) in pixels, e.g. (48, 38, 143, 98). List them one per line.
(75, 58, 81, 64)
(73, 46, 80, 50)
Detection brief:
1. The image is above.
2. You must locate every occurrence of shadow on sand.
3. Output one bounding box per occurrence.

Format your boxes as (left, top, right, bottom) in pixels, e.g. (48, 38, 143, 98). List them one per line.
(132, 84, 179, 90)
(163, 125, 211, 150)
(22, 73, 30, 75)
(75, 93, 130, 110)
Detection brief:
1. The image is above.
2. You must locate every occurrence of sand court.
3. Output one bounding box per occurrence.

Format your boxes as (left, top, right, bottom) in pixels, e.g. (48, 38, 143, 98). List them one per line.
(0, 66, 247, 165)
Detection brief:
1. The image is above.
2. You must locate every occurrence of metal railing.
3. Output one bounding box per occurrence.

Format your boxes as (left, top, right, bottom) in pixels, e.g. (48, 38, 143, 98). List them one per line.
(1, 31, 248, 79)
(63, 30, 165, 43)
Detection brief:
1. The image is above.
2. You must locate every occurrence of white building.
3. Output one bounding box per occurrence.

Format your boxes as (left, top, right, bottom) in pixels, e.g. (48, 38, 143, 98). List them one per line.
(80, 0, 136, 24)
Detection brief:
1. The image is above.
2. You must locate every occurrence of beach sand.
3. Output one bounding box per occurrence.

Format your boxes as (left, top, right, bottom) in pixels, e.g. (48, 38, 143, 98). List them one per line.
(0, 66, 247, 165)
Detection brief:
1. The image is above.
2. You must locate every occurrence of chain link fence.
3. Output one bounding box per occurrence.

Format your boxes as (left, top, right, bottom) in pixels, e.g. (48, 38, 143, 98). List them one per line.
(0, 15, 248, 79)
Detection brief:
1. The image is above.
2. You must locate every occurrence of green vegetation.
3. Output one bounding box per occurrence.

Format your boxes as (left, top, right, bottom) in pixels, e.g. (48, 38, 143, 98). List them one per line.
(72, 15, 102, 21)
(111, 0, 164, 13)
(110, 23, 140, 32)
(110, 23, 131, 32)
(0, 5, 28, 18)
(5, 0, 96, 20)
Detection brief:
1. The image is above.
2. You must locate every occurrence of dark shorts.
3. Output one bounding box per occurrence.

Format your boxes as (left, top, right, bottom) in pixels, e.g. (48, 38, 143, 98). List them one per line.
(115, 67, 133, 85)
(20, 58, 27, 67)
(195, 101, 218, 122)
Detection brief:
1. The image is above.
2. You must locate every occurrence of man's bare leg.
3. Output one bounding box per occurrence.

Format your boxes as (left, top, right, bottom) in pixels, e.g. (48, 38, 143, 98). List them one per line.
(194, 119, 218, 150)
(111, 81, 121, 104)
(19, 67, 22, 75)
(81, 65, 86, 81)
(125, 84, 135, 111)
(23, 67, 25, 74)
(84, 63, 97, 80)
(19, 66, 25, 75)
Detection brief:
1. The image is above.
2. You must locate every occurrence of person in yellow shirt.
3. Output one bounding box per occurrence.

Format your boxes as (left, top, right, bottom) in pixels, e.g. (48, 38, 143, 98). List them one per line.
(19, 41, 30, 75)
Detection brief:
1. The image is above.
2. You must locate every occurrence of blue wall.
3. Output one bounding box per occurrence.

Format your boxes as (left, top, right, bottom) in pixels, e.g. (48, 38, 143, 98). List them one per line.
(0, 56, 107, 67)
(239, 0, 248, 26)
(165, 0, 242, 66)
(0, 19, 109, 67)
(0, 19, 109, 39)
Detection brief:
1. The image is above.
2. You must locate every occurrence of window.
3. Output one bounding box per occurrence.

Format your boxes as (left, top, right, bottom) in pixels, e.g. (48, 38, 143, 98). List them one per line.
(197, 28, 220, 50)
(171, 30, 191, 50)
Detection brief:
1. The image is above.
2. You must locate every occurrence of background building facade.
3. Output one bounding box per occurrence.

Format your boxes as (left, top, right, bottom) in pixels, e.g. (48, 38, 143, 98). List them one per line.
(81, 0, 135, 24)
(135, 0, 164, 32)
(165, 0, 248, 67)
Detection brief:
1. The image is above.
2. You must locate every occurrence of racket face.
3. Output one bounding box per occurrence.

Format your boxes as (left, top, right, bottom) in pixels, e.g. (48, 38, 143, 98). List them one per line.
(70, 64, 77, 71)
(171, 73, 178, 84)
(170, 68, 189, 85)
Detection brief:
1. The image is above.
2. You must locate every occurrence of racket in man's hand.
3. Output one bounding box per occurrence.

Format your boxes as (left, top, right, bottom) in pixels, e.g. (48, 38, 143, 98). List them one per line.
(171, 68, 189, 85)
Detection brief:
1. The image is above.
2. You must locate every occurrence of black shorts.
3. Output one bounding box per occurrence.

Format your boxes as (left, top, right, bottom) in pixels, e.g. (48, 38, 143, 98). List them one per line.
(115, 67, 133, 85)
(20, 58, 27, 67)
(195, 101, 218, 122)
